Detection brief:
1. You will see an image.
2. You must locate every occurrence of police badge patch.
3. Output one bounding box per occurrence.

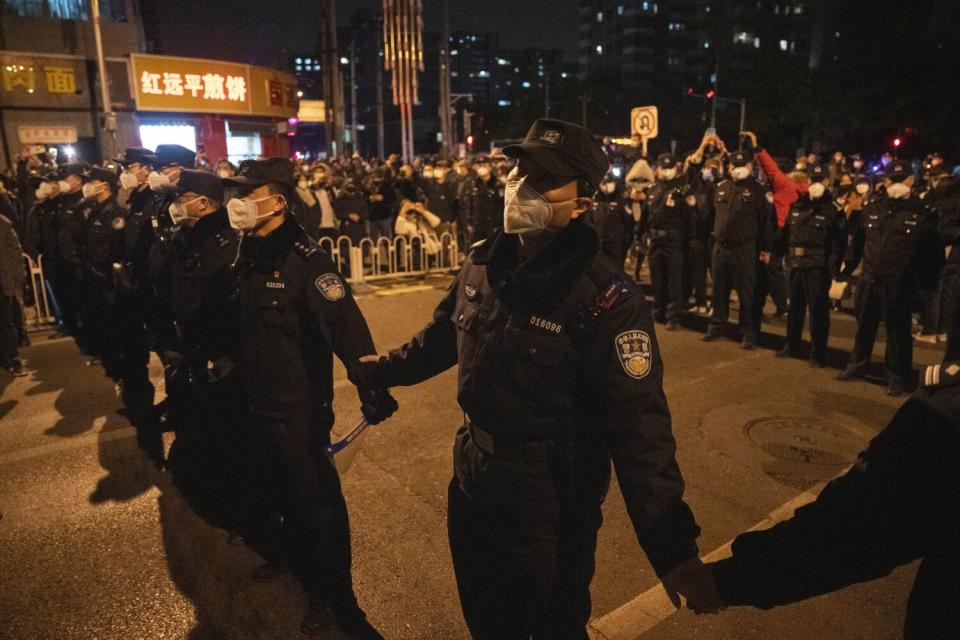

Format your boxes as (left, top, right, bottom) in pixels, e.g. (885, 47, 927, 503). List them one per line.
(615, 330, 652, 380)
(315, 273, 345, 301)
(539, 129, 562, 145)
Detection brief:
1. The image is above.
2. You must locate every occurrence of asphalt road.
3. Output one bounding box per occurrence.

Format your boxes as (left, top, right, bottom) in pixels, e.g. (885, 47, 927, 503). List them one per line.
(0, 275, 944, 640)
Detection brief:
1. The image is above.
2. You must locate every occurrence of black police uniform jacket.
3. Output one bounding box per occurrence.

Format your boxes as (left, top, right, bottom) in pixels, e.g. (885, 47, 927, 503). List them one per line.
(81, 196, 127, 285)
(930, 175, 960, 266)
(234, 215, 376, 426)
(845, 193, 942, 291)
(168, 209, 240, 364)
(54, 190, 86, 270)
(782, 193, 848, 273)
(378, 220, 701, 577)
(641, 177, 696, 244)
(711, 176, 775, 252)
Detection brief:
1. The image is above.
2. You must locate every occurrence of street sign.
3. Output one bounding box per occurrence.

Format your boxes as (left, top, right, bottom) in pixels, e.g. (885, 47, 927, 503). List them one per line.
(631, 105, 659, 139)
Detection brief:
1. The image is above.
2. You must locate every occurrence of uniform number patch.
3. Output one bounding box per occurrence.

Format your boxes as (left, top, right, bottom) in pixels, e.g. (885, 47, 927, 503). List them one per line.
(615, 330, 652, 380)
(315, 273, 345, 301)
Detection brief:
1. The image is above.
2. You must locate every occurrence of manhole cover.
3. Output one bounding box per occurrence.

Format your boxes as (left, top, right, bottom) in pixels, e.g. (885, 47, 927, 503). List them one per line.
(744, 417, 865, 465)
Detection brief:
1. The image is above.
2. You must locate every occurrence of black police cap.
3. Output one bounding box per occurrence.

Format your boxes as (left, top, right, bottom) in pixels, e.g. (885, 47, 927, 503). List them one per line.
(223, 157, 296, 188)
(656, 153, 677, 169)
(176, 169, 225, 202)
(155, 144, 196, 168)
(502, 118, 609, 189)
(59, 162, 89, 179)
(728, 150, 753, 167)
(118, 147, 157, 168)
(808, 165, 827, 180)
(82, 164, 119, 188)
(888, 160, 912, 181)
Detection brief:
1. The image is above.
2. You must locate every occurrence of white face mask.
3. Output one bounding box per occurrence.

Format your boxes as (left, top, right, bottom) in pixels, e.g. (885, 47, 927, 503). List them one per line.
(148, 170, 176, 191)
(423, 169, 434, 179)
(886, 182, 911, 200)
(217, 168, 232, 179)
(601, 182, 617, 194)
(58, 179, 73, 193)
(502, 175, 576, 236)
(120, 171, 140, 190)
(853, 160, 863, 170)
(226, 195, 282, 231)
(81, 182, 105, 200)
(168, 196, 202, 226)
(476, 166, 491, 177)
(731, 166, 751, 181)
(701, 168, 715, 182)
(658, 167, 677, 181)
(855, 183, 870, 195)
(35, 182, 58, 201)
(808, 183, 826, 199)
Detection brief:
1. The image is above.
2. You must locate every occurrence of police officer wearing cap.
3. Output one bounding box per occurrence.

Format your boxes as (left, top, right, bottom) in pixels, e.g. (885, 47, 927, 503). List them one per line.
(226, 157, 397, 639)
(589, 173, 633, 268)
(116, 147, 155, 210)
(838, 160, 942, 396)
(929, 165, 960, 360)
(776, 165, 847, 366)
(160, 169, 246, 526)
(464, 156, 504, 244)
(53, 163, 90, 347)
(704, 149, 775, 349)
(641, 152, 696, 330)
(706, 361, 960, 638)
(361, 119, 718, 639)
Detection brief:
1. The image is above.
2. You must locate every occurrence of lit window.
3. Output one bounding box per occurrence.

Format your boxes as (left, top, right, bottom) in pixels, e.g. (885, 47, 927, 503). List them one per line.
(498, 100, 511, 107)
(451, 49, 458, 56)
(733, 31, 751, 44)
(522, 81, 531, 88)
(703, 41, 710, 49)
(597, 11, 603, 22)
(618, 5, 624, 15)
(497, 58, 510, 66)
(596, 44, 603, 55)
(451, 71, 459, 78)
(795, 4, 803, 14)
(478, 70, 490, 78)
(642, 1, 648, 9)
(561, 72, 569, 79)
(296, 57, 302, 64)
(779, 40, 789, 51)
(653, 3, 658, 14)
(754, 37, 761, 48)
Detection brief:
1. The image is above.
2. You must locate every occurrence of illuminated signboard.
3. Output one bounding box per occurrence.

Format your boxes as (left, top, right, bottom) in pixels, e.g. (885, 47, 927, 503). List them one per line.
(130, 53, 297, 118)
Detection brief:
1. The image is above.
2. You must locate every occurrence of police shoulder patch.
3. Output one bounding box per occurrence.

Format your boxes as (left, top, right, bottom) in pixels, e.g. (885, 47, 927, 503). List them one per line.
(615, 330, 652, 380)
(315, 273, 345, 301)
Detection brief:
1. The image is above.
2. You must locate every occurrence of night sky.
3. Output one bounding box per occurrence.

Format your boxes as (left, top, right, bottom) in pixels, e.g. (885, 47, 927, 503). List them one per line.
(146, 0, 580, 69)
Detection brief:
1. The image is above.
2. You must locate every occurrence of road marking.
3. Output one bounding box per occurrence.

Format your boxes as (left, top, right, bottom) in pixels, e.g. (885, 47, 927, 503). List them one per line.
(586, 484, 826, 640)
(374, 283, 438, 297)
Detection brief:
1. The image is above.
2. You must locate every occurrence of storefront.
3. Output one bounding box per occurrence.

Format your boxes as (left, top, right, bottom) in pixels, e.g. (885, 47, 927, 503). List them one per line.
(129, 53, 298, 167)
(0, 50, 298, 171)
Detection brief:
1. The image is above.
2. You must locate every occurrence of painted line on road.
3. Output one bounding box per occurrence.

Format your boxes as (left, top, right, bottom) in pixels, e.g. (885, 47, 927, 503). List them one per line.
(586, 483, 826, 640)
(374, 283, 439, 297)
(0, 378, 354, 467)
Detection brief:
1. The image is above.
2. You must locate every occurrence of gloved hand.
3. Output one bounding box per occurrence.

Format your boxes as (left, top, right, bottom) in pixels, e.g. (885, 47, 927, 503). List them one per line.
(358, 386, 399, 425)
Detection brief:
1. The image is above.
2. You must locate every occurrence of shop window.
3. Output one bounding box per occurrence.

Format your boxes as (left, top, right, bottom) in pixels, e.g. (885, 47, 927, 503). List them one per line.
(226, 123, 263, 164)
(139, 124, 197, 155)
(5, 0, 46, 17)
(48, 0, 89, 20)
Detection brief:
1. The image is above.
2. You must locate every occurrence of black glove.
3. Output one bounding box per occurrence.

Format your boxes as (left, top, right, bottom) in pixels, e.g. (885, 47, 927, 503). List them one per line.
(358, 386, 398, 425)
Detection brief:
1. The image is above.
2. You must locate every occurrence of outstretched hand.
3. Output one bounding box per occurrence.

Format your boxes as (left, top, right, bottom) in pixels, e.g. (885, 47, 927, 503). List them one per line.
(662, 557, 726, 614)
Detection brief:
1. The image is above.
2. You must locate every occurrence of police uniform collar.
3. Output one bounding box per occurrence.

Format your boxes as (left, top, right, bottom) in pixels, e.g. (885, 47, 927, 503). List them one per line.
(484, 220, 600, 313)
(249, 214, 302, 265)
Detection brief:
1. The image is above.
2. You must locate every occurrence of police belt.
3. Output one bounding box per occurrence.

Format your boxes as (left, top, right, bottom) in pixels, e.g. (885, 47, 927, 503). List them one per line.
(789, 246, 826, 258)
(650, 228, 680, 239)
(467, 423, 553, 461)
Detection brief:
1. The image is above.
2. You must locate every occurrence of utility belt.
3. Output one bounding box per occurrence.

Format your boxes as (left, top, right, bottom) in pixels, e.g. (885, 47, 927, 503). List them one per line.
(649, 228, 680, 239)
(788, 246, 826, 258)
(467, 422, 556, 461)
(714, 236, 755, 250)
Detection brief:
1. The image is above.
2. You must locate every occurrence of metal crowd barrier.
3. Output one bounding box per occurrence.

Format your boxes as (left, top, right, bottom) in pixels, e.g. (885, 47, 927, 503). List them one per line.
(318, 232, 461, 284)
(23, 253, 57, 331)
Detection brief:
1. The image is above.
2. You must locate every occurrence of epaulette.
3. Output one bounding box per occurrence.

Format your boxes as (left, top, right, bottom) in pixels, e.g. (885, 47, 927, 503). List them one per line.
(293, 239, 319, 259)
(922, 362, 960, 389)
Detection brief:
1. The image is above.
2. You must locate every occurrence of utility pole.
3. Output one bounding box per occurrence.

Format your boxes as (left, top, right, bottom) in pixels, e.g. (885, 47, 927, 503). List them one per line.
(438, 0, 454, 158)
(320, 0, 345, 157)
(90, 0, 116, 161)
(544, 73, 551, 118)
(349, 33, 358, 154)
(375, 17, 385, 159)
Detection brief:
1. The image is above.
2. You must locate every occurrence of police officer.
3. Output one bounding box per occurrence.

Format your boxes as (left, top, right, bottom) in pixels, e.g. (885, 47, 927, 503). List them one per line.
(23, 172, 64, 331)
(161, 169, 244, 529)
(362, 119, 719, 639)
(707, 361, 960, 638)
(589, 174, 633, 269)
(837, 160, 942, 396)
(464, 156, 504, 244)
(116, 147, 156, 215)
(642, 153, 696, 329)
(931, 167, 960, 360)
(226, 158, 396, 639)
(704, 150, 775, 348)
(53, 163, 89, 349)
(776, 165, 847, 366)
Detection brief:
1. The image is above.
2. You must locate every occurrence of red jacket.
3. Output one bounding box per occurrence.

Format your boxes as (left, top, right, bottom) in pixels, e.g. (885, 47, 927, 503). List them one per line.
(756, 148, 807, 228)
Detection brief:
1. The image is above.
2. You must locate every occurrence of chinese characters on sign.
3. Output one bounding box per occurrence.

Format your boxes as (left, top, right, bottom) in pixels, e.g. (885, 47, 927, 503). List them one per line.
(131, 53, 297, 118)
(3, 63, 80, 95)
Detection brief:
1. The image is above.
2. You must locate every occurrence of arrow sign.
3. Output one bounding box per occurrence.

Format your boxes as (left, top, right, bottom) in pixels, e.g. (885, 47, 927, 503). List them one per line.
(630, 106, 659, 139)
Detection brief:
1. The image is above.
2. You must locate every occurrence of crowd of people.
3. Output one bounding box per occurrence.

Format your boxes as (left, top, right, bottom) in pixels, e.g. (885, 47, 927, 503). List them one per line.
(0, 120, 958, 638)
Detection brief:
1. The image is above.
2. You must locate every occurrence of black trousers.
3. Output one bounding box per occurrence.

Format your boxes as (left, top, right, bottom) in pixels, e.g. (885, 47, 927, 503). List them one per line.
(648, 237, 684, 322)
(248, 411, 357, 610)
(847, 277, 915, 385)
(0, 293, 18, 363)
(690, 239, 710, 307)
(447, 427, 605, 640)
(939, 263, 960, 361)
(53, 262, 82, 336)
(754, 252, 788, 322)
(117, 290, 154, 416)
(709, 244, 758, 339)
(786, 267, 831, 361)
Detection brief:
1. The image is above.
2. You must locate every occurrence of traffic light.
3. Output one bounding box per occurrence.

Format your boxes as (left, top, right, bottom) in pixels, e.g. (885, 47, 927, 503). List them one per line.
(706, 89, 715, 99)
(686, 86, 695, 96)
(893, 137, 902, 148)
